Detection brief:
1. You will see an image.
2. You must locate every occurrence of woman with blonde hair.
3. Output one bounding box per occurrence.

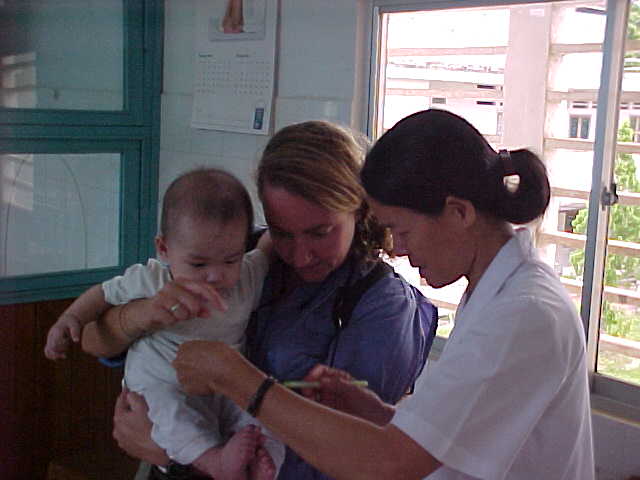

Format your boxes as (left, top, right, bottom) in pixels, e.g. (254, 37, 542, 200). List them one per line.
(83, 120, 438, 480)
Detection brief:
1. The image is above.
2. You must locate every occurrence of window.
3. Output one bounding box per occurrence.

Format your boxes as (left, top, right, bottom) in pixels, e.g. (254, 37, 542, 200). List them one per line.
(630, 116, 640, 142)
(370, 0, 640, 410)
(0, 0, 163, 303)
(569, 115, 591, 139)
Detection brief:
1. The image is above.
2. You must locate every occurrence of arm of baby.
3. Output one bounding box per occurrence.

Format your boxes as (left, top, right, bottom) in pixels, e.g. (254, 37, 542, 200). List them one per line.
(81, 299, 150, 358)
(44, 284, 111, 360)
(82, 278, 228, 358)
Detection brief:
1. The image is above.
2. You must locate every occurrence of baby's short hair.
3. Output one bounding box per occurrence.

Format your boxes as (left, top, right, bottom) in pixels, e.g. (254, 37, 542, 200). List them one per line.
(160, 167, 254, 243)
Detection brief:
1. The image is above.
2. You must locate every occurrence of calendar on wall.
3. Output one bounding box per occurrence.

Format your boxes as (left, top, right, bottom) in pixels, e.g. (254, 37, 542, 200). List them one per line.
(191, 0, 277, 135)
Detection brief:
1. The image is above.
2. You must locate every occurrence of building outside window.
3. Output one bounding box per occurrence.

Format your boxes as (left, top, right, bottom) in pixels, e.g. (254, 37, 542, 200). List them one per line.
(630, 115, 640, 142)
(370, 0, 640, 405)
(496, 110, 504, 136)
(569, 115, 591, 138)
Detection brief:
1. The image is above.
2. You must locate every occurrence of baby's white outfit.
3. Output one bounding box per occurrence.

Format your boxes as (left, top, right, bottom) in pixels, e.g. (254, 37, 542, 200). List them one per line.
(102, 249, 284, 470)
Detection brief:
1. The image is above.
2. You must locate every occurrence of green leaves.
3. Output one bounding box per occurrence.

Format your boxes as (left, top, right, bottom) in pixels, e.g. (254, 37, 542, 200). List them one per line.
(568, 120, 640, 336)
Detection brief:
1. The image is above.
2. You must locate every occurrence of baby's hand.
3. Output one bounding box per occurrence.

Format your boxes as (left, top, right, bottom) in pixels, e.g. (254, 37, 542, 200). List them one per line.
(44, 314, 83, 360)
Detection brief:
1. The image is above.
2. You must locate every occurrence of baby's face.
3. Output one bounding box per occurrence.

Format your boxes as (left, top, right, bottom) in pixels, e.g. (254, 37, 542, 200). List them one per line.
(156, 214, 247, 296)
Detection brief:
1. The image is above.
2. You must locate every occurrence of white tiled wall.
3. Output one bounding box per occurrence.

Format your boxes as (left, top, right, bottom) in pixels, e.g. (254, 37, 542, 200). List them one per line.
(159, 0, 363, 224)
(593, 412, 640, 480)
(160, 2, 640, 478)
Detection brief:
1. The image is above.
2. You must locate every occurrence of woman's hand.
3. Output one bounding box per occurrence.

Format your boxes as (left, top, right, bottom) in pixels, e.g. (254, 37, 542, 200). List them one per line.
(113, 389, 170, 466)
(173, 340, 252, 396)
(300, 363, 354, 408)
(301, 364, 395, 426)
(129, 278, 229, 335)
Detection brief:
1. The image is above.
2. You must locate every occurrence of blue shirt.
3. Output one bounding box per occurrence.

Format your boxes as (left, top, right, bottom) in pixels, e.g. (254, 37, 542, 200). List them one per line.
(246, 256, 438, 480)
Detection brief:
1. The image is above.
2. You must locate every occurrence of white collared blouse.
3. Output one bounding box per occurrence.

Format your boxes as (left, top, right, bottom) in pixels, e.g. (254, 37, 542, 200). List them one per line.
(392, 228, 595, 480)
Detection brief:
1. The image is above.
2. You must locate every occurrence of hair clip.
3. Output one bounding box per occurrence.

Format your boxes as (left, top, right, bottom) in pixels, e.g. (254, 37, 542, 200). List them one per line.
(498, 149, 515, 175)
(498, 149, 520, 194)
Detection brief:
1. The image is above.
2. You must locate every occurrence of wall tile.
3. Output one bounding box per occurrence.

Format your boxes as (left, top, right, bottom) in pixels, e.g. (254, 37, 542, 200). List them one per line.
(161, 93, 194, 153)
(593, 413, 627, 472)
(190, 128, 225, 157)
(274, 96, 352, 130)
(277, 0, 357, 99)
(620, 420, 640, 478)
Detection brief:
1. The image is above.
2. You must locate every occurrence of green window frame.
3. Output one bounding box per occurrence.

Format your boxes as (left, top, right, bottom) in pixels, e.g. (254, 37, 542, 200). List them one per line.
(0, 0, 163, 304)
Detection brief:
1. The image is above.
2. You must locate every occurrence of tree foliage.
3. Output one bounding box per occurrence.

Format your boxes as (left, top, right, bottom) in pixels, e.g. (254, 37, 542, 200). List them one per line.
(625, 2, 640, 68)
(628, 1, 640, 40)
(570, 122, 640, 336)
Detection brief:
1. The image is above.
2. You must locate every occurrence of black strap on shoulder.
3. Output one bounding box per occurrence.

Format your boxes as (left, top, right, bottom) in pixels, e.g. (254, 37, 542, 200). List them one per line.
(332, 261, 393, 330)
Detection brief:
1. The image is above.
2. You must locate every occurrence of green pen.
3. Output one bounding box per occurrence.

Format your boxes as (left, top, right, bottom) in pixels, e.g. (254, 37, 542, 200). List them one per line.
(282, 380, 368, 389)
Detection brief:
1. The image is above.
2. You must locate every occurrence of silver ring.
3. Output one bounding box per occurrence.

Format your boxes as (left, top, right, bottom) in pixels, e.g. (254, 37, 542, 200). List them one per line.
(169, 303, 181, 314)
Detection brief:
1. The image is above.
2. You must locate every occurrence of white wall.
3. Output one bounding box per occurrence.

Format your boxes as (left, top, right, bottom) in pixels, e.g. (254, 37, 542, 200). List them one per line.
(160, 0, 367, 223)
(160, 2, 640, 479)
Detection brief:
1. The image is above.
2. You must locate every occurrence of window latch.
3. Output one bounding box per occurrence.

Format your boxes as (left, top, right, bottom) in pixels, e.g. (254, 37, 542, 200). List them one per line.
(601, 182, 619, 207)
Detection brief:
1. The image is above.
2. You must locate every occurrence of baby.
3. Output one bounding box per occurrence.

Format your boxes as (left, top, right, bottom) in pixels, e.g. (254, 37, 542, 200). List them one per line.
(44, 167, 283, 480)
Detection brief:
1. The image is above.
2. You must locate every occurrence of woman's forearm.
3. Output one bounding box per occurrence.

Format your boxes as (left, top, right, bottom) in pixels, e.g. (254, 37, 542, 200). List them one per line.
(238, 377, 436, 480)
(81, 301, 147, 357)
(175, 342, 439, 479)
(217, 364, 438, 480)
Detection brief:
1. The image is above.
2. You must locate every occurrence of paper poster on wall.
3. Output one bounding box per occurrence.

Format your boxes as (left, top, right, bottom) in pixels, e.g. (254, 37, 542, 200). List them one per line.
(191, 0, 277, 135)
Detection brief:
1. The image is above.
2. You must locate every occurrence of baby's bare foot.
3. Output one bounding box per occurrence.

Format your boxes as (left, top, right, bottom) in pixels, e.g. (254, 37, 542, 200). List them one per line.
(248, 446, 276, 480)
(193, 425, 259, 480)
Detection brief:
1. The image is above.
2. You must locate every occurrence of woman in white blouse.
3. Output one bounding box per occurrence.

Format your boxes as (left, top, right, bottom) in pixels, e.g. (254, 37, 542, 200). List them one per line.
(173, 109, 595, 480)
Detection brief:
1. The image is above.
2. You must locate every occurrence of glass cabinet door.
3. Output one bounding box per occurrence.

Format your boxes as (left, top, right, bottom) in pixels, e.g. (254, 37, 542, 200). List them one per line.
(0, 0, 160, 304)
(0, 151, 121, 277)
(0, 0, 124, 111)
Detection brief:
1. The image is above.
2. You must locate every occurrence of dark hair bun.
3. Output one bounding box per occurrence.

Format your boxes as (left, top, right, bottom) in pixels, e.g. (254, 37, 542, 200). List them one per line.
(362, 109, 550, 224)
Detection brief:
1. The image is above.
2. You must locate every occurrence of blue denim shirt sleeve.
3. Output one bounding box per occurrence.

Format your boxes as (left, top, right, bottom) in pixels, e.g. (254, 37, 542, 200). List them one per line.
(330, 273, 437, 404)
